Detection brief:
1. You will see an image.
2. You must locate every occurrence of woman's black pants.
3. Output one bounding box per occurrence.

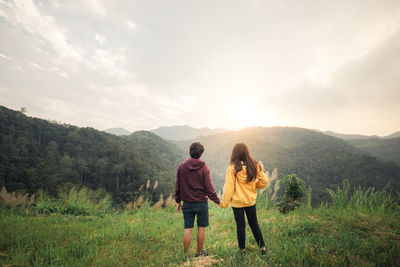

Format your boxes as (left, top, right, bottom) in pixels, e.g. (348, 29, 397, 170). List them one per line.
(232, 204, 265, 249)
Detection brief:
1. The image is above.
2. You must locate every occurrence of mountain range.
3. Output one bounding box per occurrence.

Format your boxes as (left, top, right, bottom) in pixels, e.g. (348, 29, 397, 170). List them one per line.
(150, 125, 228, 140)
(175, 127, 400, 203)
(104, 125, 229, 140)
(1, 105, 399, 205)
(324, 130, 400, 140)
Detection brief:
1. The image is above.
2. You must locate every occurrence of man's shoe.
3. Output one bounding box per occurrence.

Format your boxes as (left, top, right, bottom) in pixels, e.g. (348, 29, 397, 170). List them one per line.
(195, 251, 209, 257)
(261, 249, 267, 256)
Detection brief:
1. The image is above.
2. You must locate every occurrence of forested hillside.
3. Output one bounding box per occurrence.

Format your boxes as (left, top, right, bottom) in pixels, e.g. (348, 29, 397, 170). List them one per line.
(2, 105, 399, 206)
(348, 137, 400, 166)
(176, 127, 400, 203)
(0, 106, 184, 204)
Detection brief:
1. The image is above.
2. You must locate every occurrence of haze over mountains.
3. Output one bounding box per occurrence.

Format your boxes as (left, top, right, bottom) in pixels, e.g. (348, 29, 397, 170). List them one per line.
(104, 128, 131, 136)
(105, 125, 228, 140)
(1, 105, 399, 205)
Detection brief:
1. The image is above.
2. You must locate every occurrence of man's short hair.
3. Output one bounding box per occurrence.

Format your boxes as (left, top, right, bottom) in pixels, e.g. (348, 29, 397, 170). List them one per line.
(190, 142, 204, 159)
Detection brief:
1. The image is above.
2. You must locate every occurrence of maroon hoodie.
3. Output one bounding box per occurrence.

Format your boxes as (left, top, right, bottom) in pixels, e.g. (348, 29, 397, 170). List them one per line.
(175, 158, 220, 204)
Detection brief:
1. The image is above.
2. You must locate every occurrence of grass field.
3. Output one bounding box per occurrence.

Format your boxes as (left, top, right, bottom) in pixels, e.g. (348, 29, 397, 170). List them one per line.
(1, 201, 399, 266)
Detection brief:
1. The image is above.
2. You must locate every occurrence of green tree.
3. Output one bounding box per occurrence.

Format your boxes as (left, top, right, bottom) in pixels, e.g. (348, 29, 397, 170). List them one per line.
(277, 174, 305, 213)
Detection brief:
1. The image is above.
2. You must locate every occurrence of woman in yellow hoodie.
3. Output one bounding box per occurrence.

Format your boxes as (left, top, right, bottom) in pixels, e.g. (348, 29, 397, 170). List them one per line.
(219, 142, 268, 255)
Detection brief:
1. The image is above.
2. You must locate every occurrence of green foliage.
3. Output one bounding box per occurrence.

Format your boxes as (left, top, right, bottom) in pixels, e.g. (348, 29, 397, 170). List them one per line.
(60, 187, 112, 216)
(327, 179, 400, 215)
(176, 127, 400, 204)
(0, 106, 185, 205)
(349, 137, 400, 165)
(33, 198, 62, 215)
(277, 174, 305, 213)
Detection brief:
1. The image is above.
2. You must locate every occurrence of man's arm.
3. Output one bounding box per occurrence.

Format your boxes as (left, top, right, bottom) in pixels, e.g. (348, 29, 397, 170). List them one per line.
(175, 166, 182, 213)
(203, 165, 220, 204)
(175, 166, 181, 203)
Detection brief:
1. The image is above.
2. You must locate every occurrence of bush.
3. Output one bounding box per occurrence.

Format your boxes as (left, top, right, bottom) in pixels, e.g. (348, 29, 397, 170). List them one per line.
(61, 202, 90, 216)
(277, 174, 305, 213)
(33, 199, 62, 215)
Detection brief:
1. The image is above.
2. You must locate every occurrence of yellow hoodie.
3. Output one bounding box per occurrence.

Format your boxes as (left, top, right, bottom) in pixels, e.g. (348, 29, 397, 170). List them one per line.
(219, 164, 268, 208)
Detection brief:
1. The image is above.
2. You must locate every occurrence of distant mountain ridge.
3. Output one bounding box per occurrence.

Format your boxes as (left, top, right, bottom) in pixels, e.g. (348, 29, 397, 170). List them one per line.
(324, 130, 400, 140)
(348, 137, 400, 166)
(104, 127, 131, 136)
(151, 125, 228, 141)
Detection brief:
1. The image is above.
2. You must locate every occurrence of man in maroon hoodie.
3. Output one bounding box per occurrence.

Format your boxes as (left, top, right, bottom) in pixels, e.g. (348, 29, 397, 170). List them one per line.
(175, 142, 220, 258)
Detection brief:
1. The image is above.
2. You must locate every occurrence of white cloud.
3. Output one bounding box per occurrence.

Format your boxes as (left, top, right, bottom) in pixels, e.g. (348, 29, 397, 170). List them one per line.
(83, 0, 106, 15)
(29, 61, 45, 70)
(88, 48, 132, 80)
(29, 61, 69, 78)
(126, 21, 137, 30)
(94, 33, 106, 45)
(6, 0, 83, 61)
(0, 52, 11, 60)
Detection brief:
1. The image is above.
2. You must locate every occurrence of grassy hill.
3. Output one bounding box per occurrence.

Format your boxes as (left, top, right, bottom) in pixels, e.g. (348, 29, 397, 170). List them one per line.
(0, 197, 398, 266)
(176, 127, 400, 204)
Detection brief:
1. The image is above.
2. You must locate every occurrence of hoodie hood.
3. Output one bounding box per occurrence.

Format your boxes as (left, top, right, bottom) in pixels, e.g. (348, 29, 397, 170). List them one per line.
(184, 157, 205, 170)
(236, 165, 249, 183)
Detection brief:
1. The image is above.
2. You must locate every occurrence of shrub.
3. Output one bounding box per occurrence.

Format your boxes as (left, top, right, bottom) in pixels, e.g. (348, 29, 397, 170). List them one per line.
(277, 174, 305, 213)
(33, 199, 62, 215)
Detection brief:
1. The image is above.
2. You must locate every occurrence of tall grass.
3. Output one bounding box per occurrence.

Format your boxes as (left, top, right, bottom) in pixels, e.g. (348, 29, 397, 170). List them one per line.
(0, 186, 113, 216)
(326, 179, 399, 215)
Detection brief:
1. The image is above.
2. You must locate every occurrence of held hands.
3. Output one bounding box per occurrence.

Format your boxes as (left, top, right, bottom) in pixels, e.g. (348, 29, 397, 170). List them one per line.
(177, 203, 182, 213)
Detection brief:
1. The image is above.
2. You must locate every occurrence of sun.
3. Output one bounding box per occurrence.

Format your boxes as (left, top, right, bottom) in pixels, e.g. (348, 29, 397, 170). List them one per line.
(233, 103, 263, 129)
(231, 101, 285, 130)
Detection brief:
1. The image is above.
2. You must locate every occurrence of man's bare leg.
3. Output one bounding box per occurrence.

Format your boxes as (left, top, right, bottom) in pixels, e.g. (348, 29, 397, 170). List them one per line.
(196, 227, 205, 254)
(183, 228, 193, 256)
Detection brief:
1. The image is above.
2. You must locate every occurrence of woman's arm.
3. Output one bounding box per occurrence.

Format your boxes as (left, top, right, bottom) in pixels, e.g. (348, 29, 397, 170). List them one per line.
(255, 165, 268, 189)
(219, 166, 235, 208)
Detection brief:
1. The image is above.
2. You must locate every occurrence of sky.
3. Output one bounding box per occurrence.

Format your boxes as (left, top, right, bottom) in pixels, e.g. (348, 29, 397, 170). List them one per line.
(0, 0, 399, 135)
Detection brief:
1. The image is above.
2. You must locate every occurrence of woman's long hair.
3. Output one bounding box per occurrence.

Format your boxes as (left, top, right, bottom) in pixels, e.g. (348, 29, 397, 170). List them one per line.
(230, 142, 260, 183)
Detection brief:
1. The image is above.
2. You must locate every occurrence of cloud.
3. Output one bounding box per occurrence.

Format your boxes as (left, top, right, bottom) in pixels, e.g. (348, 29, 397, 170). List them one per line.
(3, 0, 83, 62)
(94, 33, 106, 45)
(269, 27, 400, 134)
(0, 52, 11, 60)
(1, 0, 399, 134)
(126, 21, 137, 30)
(88, 48, 132, 80)
(29, 61, 69, 78)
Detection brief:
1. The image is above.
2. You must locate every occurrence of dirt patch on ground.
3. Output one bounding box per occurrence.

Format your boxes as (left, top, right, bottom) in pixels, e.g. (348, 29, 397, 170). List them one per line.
(180, 256, 222, 267)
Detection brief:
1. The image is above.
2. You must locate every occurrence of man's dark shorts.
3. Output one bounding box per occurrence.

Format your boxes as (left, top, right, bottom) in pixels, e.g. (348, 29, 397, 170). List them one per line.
(182, 201, 209, 229)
